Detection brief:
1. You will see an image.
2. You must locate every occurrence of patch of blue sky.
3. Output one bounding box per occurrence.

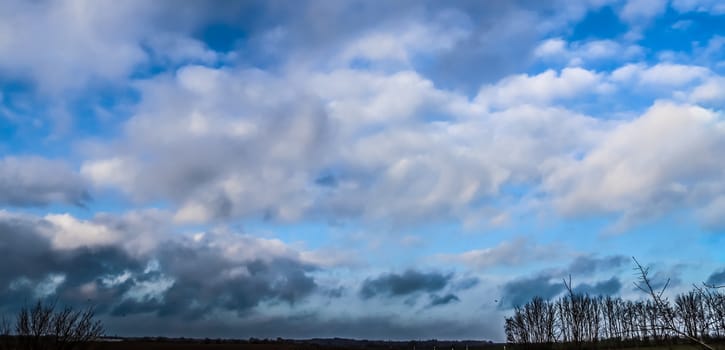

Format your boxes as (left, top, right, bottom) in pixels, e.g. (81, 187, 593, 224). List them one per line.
(93, 194, 174, 217)
(192, 20, 295, 73)
(410, 52, 437, 74)
(621, 211, 723, 282)
(128, 23, 251, 80)
(0, 118, 23, 155)
(703, 233, 725, 262)
(242, 219, 334, 249)
(567, 6, 629, 42)
(131, 50, 225, 80)
(419, 111, 456, 124)
(0, 81, 42, 121)
(638, 9, 725, 61)
(358, 222, 469, 269)
(1, 79, 140, 159)
(197, 22, 248, 53)
(128, 58, 174, 80)
(566, 90, 656, 120)
(348, 57, 373, 71)
(0, 86, 58, 156)
(530, 55, 638, 76)
(65, 87, 140, 138)
(415, 219, 511, 251)
(544, 214, 617, 248)
(605, 211, 711, 262)
(493, 182, 534, 201)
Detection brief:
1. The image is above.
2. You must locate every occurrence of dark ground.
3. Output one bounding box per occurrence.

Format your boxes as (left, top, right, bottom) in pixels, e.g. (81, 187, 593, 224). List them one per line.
(90, 338, 500, 350)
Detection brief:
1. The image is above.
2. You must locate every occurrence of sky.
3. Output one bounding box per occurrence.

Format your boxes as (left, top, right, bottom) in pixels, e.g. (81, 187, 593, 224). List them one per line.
(0, 0, 725, 342)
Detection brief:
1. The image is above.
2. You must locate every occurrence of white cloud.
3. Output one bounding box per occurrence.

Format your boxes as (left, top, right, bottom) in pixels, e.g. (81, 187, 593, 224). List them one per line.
(0, 1, 145, 93)
(671, 20, 694, 30)
(610, 63, 710, 87)
(638, 64, 710, 86)
(476, 67, 608, 109)
(335, 15, 470, 67)
(671, 0, 725, 14)
(43, 213, 120, 249)
(0, 156, 88, 206)
(439, 237, 565, 270)
(80, 63, 616, 225)
(534, 38, 643, 66)
(309, 69, 453, 127)
(689, 76, 725, 104)
(82, 65, 332, 222)
(74, 58, 725, 231)
(81, 157, 140, 193)
(544, 101, 725, 227)
(0, 208, 169, 254)
(145, 34, 222, 66)
(0, 0, 223, 95)
(620, 0, 668, 22)
(533, 38, 567, 58)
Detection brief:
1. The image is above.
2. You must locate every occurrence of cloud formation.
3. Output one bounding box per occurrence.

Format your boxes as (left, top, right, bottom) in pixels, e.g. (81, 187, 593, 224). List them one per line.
(0, 211, 318, 322)
(706, 268, 725, 286)
(0, 157, 88, 207)
(500, 275, 565, 309)
(574, 277, 622, 295)
(360, 270, 452, 299)
(1, 0, 724, 341)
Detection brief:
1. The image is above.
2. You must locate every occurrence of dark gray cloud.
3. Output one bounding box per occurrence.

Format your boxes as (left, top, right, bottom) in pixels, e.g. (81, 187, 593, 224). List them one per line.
(629, 263, 685, 294)
(453, 277, 480, 291)
(706, 268, 725, 286)
(0, 215, 142, 314)
(428, 294, 460, 308)
(0, 157, 89, 207)
(150, 241, 317, 319)
(0, 212, 507, 340)
(0, 213, 317, 321)
(573, 277, 622, 296)
(500, 274, 565, 309)
(500, 255, 631, 309)
(567, 255, 629, 275)
(500, 274, 622, 309)
(360, 270, 452, 299)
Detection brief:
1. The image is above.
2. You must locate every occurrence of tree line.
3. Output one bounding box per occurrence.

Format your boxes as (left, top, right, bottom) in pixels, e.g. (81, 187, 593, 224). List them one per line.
(1, 300, 103, 350)
(505, 260, 725, 349)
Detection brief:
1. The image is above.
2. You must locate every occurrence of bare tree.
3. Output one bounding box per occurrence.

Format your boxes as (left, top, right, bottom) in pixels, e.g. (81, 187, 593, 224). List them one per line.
(505, 261, 725, 349)
(701, 286, 725, 338)
(562, 276, 588, 348)
(0, 315, 11, 350)
(67, 306, 104, 349)
(17, 300, 56, 350)
(14, 300, 104, 350)
(632, 257, 714, 350)
(0, 315, 10, 336)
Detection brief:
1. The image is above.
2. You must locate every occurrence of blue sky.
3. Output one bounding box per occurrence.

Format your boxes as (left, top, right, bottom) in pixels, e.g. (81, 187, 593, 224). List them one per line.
(0, 0, 725, 341)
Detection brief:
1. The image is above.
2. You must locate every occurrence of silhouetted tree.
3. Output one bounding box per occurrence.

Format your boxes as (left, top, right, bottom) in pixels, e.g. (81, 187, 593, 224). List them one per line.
(13, 300, 103, 350)
(632, 257, 714, 350)
(504, 258, 725, 350)
(0, 315, 11, 350)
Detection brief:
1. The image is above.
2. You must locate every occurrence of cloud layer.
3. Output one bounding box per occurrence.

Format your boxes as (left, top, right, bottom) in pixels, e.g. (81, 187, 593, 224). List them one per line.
(1, 0, 724, 341)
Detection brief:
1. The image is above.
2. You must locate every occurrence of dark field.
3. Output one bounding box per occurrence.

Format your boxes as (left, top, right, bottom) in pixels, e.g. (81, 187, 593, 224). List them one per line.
(86, 338, 500, 350)
(85, 339, 725, 350)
